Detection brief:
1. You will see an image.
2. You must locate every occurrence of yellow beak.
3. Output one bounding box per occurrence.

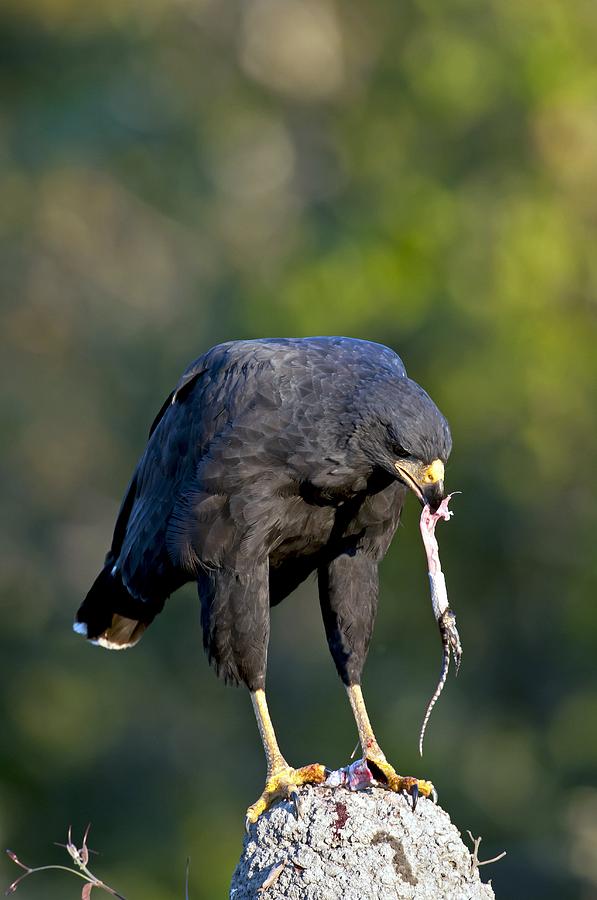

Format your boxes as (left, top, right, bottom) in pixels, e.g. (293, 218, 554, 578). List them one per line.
(394, 457, 445, 508)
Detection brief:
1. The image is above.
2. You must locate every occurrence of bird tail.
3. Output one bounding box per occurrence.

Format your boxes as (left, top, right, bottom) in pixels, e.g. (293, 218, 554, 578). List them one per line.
(74, 566, 156, 650)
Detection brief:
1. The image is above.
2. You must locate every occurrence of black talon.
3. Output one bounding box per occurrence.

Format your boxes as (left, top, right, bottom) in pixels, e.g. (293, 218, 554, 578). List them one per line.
(431, 786, 438, 804)
(411, 783, 419, 812)
(289, 786, 302, 820)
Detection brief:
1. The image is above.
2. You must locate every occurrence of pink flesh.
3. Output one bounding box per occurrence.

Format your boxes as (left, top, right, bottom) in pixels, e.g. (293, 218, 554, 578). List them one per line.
(419, 494, 455, 577)
(417, 493, 460, 755)
(324, 758, 375, 791)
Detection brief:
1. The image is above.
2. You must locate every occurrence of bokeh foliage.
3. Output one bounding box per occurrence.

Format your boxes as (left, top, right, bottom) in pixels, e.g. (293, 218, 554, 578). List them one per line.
(1, 0, 596, 897)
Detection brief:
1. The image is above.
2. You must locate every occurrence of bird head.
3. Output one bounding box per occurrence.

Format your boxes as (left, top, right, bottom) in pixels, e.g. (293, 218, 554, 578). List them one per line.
(392, 455, 446, 512)
(362, 376, 452, 511)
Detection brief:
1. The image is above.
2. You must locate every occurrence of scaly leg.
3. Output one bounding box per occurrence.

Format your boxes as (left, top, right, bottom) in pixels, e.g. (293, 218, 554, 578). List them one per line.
(245, 689, 327, 827)
(347, 684, 436, 808)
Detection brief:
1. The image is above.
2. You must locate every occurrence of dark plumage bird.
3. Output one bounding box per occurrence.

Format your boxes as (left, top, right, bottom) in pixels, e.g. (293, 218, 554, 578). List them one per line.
(75, 337, 452, 822)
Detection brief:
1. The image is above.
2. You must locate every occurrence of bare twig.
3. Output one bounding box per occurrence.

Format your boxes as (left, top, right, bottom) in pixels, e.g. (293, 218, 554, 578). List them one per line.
(185, 858, 190, 900)
(466, 830, 507, 873)
(258, 861, 287, 893)
(5, 827, 126, 899)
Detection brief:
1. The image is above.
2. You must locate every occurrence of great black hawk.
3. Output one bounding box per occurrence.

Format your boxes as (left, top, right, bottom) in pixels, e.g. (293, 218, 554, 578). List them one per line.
(75, 337, 452, 822)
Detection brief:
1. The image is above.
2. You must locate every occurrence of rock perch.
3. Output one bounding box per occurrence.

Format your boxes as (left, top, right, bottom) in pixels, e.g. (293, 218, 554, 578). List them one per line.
(231, 784, 496, 899)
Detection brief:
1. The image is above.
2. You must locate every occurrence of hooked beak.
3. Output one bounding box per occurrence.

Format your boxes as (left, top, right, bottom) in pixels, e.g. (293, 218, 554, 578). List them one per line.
(394, 459, 445, 511)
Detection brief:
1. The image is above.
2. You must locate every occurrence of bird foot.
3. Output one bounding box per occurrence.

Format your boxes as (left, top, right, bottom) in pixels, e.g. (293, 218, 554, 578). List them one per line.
(365, 753, 436, 810)
(246, 762, 327, 829)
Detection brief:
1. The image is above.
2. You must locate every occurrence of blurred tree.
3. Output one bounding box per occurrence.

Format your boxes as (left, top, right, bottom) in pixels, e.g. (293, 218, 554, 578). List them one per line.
(1, 0, 596, 897)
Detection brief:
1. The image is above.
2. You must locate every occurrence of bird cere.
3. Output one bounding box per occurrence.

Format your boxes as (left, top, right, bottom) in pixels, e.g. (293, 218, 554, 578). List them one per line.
(418, 494, 462, 757)
(74, 337, 457, 821)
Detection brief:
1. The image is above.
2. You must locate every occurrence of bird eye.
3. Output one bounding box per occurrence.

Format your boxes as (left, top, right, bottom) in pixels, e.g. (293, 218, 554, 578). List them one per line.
(394, 444, 410, 459)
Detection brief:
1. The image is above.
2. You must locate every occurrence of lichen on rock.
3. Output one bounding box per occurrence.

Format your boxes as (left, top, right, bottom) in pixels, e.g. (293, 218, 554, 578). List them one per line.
(231, 783, 496, 899)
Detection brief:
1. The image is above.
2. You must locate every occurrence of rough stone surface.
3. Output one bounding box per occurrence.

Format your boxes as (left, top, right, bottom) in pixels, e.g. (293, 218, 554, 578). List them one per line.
(230, 784, 496, 899)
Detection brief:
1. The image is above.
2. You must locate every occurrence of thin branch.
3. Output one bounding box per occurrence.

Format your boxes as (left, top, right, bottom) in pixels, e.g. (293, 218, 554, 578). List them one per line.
(466, 830, 507, 874)
(5, 828, 126, 899)
(258, 861, 287, 894)
(185, 858, 190, 900)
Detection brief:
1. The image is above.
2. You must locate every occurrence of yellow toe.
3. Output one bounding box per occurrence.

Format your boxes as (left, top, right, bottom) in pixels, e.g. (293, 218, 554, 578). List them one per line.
(246, 763, 327, 826)
(366, 753, 435, 801)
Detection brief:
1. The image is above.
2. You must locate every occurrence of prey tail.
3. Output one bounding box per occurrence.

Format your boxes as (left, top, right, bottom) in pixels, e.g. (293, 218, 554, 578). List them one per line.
(74, 566, 159, 650)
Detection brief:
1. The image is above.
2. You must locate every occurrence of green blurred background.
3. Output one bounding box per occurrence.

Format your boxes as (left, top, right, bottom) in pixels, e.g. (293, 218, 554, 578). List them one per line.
(1, 0, 596, 897)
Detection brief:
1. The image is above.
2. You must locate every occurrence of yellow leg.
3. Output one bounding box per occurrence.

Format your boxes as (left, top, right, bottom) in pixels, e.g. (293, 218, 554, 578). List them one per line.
(347, 684, 436, 805)
(252, 688, 287, 775)
(245, 689, 327, 827)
